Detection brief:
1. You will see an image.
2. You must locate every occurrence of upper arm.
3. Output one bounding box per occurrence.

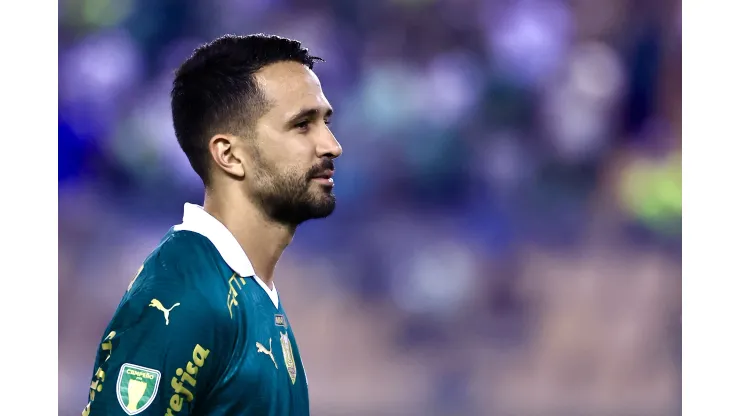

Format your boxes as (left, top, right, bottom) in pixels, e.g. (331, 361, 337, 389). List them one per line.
(84, 285, 234, 416)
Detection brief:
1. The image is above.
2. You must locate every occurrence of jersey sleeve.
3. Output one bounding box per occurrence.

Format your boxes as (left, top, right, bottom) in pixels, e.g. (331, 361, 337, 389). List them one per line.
(83, 274, 235, 415)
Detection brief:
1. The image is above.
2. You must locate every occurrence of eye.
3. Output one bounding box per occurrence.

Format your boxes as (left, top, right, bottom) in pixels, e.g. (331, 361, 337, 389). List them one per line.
(324, 118, 332, 126)
(294, 120, 310, 132)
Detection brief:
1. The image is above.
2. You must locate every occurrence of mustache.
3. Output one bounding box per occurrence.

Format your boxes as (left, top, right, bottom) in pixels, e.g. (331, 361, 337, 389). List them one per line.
(306, 159, 335, 179)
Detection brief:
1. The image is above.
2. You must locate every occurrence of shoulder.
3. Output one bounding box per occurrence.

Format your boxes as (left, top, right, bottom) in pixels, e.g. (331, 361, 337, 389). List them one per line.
(123, 230, 233, 325)
(132, 229, 227, 291)
(150, 230, 222, 277)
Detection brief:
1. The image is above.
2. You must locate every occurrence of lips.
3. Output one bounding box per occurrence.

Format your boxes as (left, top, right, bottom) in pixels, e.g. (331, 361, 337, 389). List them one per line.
(312, 170, 334, 180)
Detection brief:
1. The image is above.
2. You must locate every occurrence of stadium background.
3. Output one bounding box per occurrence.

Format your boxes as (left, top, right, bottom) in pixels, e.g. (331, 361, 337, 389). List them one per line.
(58, 0, 682, 415)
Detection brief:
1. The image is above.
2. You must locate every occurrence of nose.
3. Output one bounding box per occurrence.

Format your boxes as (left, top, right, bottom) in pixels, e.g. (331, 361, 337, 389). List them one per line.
(316, 128, 342, 159)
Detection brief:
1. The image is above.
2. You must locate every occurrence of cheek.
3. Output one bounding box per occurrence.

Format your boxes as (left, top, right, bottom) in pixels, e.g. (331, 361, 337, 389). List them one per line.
(272, 139, 315, 171)
(258, 159, 308, 185)
(255, 130, 315, 174)
(288, 141, 315, 165)
(262, 134, 310, 161)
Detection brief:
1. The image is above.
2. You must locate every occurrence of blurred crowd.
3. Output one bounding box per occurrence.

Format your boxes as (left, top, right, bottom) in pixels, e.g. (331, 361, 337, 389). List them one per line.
(58, 0, 682, 415)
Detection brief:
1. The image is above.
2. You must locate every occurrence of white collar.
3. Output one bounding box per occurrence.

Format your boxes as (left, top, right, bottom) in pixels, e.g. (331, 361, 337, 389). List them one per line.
(173, 203, 279, 308)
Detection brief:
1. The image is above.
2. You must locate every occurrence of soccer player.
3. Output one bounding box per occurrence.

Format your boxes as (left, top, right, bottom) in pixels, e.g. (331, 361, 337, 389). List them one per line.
(81, 34, 342, 416)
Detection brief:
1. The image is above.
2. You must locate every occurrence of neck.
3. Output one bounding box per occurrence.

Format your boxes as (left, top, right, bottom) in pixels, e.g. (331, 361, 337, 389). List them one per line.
(203, 188, 295, 289)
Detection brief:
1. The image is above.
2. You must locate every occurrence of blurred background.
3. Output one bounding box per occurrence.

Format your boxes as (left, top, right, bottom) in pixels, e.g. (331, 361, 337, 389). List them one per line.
(58, 0, 682, 414)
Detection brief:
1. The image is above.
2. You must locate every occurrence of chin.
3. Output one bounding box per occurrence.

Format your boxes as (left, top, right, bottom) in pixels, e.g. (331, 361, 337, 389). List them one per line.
(309, 184, 334, 200)
(306, 194, 336, 219)
(312, 199, 336, 218)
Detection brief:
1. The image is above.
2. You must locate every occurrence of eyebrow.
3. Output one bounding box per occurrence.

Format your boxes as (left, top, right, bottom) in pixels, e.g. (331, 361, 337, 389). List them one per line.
(285, 107, 333, 125)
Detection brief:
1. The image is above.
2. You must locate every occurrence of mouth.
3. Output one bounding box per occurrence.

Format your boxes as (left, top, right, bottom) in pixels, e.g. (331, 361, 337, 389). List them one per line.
(311, 170, 335, 186)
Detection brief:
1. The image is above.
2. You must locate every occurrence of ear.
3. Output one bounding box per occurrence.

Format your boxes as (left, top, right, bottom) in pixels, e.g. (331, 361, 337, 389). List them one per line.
(208, 134, 245, 179)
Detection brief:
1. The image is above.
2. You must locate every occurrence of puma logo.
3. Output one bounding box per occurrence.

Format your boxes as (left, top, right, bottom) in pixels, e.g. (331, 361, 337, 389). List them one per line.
(256, 339, 278, 369)
(149, 299, 180, 325)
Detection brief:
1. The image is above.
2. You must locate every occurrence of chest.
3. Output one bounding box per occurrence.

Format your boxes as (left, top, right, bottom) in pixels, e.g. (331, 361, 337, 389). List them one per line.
(218, 280, 309, 415)
(243, 312, 302, 390)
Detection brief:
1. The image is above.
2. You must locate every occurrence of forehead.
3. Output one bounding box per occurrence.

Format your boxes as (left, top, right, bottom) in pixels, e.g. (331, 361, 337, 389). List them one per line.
(255, 61, 330, 116)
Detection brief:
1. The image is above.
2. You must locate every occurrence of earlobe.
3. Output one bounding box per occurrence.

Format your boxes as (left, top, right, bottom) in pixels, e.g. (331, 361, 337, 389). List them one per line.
(209, 134, 245, 179)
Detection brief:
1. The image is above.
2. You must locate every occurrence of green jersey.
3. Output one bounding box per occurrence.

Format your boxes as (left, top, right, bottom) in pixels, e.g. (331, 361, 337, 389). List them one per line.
(82, 204, 309, 416)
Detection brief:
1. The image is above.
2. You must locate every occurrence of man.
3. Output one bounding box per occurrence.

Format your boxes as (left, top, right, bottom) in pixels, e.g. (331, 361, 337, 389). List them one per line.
(82, 34, 342, 416)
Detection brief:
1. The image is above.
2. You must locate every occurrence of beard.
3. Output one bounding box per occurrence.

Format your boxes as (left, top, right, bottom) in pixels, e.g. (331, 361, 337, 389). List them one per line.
(249, 155, 336, 226)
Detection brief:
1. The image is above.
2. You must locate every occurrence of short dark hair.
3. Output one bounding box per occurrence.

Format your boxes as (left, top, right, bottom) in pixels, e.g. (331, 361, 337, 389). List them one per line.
(171, 34, 324, 184)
